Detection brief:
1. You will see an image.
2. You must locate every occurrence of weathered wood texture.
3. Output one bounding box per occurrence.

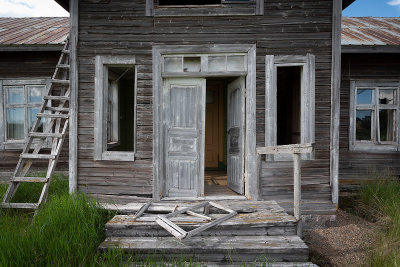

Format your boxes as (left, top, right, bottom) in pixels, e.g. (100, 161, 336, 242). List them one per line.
(339, 53, 400, 187)
(77, 0, 333, 200)
(0, 51, 69, 172)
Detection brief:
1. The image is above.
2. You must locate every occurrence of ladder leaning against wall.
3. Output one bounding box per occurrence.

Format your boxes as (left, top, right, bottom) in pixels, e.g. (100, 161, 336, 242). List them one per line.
(1, 38, 70, 210)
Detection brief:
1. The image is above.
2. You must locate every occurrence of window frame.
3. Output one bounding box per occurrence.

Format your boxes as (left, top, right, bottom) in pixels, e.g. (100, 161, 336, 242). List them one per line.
(94, 55, 137, 161)
(146, 0, 263, 16)
(349, 80, 400, 152)
(265, 54, 315, 161)
(0, 79, 50, 150)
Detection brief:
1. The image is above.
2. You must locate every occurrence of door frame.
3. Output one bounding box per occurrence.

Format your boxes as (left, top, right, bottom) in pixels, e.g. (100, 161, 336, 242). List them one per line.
(152, 44, 258, 201)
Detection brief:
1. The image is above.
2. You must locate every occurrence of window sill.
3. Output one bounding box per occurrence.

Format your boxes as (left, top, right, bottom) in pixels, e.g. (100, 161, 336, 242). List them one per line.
(97, 151, 135, 161)
(350, 142, 399, 153)
(2, 141, 25, 150)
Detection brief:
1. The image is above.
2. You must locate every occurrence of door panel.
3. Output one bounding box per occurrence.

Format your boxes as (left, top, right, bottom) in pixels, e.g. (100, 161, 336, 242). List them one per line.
(227, 77, 245, 194)
(163, 78, 205, 197)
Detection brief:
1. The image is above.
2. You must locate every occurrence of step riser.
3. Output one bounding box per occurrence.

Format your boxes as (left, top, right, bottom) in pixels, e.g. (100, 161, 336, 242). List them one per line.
(106, 225, 296, 237)
(98, 248, 309, 263)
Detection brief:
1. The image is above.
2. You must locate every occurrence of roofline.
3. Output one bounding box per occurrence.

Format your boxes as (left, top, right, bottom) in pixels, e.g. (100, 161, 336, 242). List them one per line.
(0, 44, 64, 52)
(342, 45, 400, 54)
(56, 0, 354, 11)
(55, 0, 69, 12)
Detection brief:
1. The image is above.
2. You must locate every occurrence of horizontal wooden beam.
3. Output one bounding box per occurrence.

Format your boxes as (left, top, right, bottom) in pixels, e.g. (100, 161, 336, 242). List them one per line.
(256, 143, 314, 155)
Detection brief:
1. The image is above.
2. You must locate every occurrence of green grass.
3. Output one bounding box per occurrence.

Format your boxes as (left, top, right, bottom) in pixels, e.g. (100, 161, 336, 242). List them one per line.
(0, 175, 130, 266)
(358, 170, 400, 267)
(0, 175, 211, 267)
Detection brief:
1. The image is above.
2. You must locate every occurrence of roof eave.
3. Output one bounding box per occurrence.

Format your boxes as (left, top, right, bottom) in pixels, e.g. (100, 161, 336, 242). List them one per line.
(55, 0, 354, 12)
(341, 45, 400, 54)
(55, 0, 69, 12)
(0, 44, 64, 52)
(342, 0, 356, 10)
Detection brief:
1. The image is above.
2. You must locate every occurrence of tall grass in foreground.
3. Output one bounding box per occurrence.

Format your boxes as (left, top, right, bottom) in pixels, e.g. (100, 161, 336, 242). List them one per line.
(0, 175, 126, 266)
(359, 170, 400, 267)
(0, 176, 204, 267)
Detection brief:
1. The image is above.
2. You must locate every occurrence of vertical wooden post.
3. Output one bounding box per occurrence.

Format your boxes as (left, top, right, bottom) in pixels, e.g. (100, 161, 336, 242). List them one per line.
(293, 152, 302, 237)
(69, 0, 79, 194)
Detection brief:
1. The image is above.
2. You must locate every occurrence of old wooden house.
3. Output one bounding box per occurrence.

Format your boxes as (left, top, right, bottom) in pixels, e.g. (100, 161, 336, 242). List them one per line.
(46, 0, 360, 212)
(340, 17, 400, 189)
(0, 17, 69, 181)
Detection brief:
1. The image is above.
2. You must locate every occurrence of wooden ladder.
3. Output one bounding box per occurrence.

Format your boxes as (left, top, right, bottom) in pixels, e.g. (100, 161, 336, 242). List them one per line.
(1, 39, 70, 210)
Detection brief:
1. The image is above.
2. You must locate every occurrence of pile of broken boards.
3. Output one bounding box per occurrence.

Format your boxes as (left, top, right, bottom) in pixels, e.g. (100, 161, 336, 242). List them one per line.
(99, 200, 318, 266)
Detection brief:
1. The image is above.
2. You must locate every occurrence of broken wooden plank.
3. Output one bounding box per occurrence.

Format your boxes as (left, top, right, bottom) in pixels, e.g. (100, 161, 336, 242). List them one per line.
(134, 200, 152, 220)
(186, 211, 237, 238)
(156, 215, 187, 239)
(164, 202, 209, 218)
(186, 210, 212, 221)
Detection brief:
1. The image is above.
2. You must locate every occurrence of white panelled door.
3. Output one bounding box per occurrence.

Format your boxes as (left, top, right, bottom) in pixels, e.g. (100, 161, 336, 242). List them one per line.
(163, 78, 206, 197)
(227, 77, 245, 194)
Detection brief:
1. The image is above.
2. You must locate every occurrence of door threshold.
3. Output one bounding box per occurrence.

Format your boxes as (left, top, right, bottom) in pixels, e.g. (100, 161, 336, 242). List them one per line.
(161, 195, 247, 201)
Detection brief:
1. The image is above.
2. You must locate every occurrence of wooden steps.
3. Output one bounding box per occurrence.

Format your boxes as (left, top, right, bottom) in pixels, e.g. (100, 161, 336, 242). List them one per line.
(99, 235, 309, 263)
(106, 211, 297, 237)
(100, 200, 314, 265)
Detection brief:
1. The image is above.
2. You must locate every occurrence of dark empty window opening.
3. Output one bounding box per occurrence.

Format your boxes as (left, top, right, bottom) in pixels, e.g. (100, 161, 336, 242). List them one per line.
(277, 66, 301, 146)
(106, 66, 135, 152)
(158, 0, 221, 6)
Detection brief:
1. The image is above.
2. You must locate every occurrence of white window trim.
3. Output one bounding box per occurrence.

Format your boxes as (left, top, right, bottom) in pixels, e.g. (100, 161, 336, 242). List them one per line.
(349, 80, 400, 152)
(0, 78, 50, 150)
(94, 55, 137, 161)
(265, 54, 315, 161)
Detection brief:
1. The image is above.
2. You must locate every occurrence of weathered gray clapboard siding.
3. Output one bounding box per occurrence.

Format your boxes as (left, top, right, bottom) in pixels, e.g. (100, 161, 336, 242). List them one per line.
(0, 51, 69, 172)
(77, 0, 334, 200)
(339, 53, 400, 187)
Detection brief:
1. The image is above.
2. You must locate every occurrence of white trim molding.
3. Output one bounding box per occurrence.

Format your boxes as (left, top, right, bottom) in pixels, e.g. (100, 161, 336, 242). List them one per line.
(94, 55, 137, 161)
(264, 54, 316, 161)
(152, 44, 257, 201)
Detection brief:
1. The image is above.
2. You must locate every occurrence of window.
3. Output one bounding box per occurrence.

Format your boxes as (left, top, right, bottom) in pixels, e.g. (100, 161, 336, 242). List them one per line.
(350, 80, 400, 152)
(94, 55, 136, 161)
(265, 54, 315, 161)
(158, 0, 220, 5)
(146, 0, 263, 16)
(0, 79, 48, 150)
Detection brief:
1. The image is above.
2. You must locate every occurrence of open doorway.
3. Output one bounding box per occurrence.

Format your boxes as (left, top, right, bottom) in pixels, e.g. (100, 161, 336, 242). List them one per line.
(204, 78, 244, 197)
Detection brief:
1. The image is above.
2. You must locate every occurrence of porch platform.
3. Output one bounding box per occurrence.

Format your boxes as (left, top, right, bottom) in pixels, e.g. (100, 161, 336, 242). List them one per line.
(99, 200, 317, 265)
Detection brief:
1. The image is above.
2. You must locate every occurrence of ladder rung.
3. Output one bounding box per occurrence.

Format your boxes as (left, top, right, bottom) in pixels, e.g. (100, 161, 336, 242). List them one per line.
(36, 113, 69, 119)
(28, 132, 63, 138)
(57, 64, 70, 69)
(12, 177, 49, 183)
(62, 49, 70, 54)
(45, 106, 69, 112)
(1, 203, 38, 209)
(51, 79, 70, 85)
(20, 153, 56, 160)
